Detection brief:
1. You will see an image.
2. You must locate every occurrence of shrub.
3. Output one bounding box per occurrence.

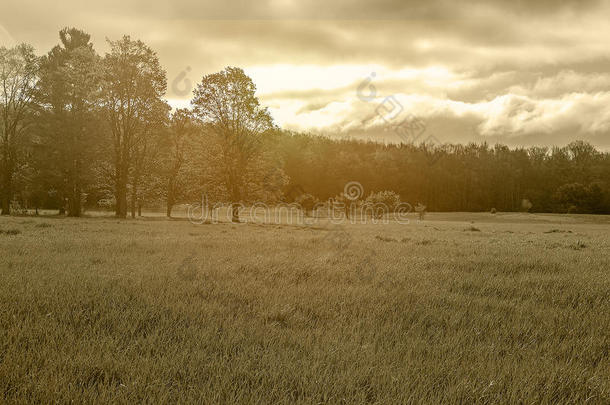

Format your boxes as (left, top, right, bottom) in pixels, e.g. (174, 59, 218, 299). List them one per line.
(555, 182, 605, 213)
(0, 229, 21, 235)
(295, 193, 318, 216)
(364, 191, 400, 219)
(330, 193, 354, 219)
(98, 198, 116, 210)
(375, 235, 397, 242)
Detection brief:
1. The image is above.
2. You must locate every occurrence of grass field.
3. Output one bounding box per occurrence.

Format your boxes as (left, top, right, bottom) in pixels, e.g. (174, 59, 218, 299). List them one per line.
(1, 212, 609, 403)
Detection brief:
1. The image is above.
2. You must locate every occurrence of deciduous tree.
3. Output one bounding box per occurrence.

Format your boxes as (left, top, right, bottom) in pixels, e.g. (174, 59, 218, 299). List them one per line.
(0, 44, 38, 215)
(101, 36, 166, 218)
(163, 108, 198, 217)
(191, 67, 278, 222)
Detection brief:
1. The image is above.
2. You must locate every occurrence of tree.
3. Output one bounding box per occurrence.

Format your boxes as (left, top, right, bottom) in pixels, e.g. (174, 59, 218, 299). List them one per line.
(295, 193, 317, 217)
(35, 28, 102, 216)
(129, 99, 169, 218)
(332, 192, 359, 220)
(163, 108, 198, 217)
(364, 190, 400, 219)
(101, 36, 166, 218)
(0, 44, 38, 215)
(555, 182, 605, 213)
(191, 67, 278, 222)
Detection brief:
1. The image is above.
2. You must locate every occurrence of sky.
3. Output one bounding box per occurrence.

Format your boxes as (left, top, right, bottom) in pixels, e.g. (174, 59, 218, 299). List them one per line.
(2, 0, 610, 148)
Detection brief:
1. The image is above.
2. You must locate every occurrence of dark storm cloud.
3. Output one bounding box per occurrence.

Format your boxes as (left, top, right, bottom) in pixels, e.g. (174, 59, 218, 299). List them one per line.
(3, 1, 607, 69)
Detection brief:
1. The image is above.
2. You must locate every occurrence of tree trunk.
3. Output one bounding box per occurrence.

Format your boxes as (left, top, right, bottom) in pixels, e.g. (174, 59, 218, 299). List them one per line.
(130, 166, 141, 219)
(115, 163, 128, 218)
(72, 195, 81, 216)
(0, 179, 9, 215)
(115, 182, 127, 218)
(0, 195, 9, 215)
(138, 203, 142, 217)
(166, 179, 175, 218)
(130, 192, 137, 219)
(0, 155, 11, 216)
(67, 153, 82, 217)
(166, 199, 174, 218)
(68, 182, 81, 217)
(114, 139, 130, 218)
(130, 184, 138, 219)
(116, 187, 126, 218)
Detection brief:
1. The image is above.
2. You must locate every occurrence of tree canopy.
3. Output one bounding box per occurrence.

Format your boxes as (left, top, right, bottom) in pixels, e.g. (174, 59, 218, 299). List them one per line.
(2, 29, 610, 217)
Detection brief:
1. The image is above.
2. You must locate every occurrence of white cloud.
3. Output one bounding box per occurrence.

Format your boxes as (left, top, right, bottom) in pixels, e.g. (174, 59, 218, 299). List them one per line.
(270, 86, 610, 143)
(5, 0, 610, 147)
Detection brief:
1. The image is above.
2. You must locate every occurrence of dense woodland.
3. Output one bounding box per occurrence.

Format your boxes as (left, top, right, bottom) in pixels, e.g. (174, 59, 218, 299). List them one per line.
(2, 28, 610, 218)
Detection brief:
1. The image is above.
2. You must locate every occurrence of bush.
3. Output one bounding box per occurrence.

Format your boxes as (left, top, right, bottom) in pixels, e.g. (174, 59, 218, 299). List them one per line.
(0, 229, 21, 235)
(555, 182, 606, 214)
(295, 193, 318, 216)
(364, 191, 400, 219)
(97, 198, 116, 210)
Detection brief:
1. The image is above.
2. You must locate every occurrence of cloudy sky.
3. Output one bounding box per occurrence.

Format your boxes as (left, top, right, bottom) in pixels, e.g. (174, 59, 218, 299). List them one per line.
(2, 0, 610, 147)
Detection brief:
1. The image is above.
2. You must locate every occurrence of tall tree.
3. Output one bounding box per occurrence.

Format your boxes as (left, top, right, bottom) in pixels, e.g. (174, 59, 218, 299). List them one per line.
(0, 44, 38, 215)
(163, 108, 198, 217)
(129, 99, 169, 218)
(191, 67, 277, 222)
(101, 36, 166, 218)
(35, 28, 102, 216)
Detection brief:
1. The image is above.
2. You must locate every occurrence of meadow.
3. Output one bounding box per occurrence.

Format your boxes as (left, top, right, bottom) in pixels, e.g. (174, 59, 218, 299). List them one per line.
(0, 212, 609, 403)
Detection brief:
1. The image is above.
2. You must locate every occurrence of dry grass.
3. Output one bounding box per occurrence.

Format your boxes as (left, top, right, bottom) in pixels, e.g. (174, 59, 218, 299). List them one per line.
(1, 212, 609, 403)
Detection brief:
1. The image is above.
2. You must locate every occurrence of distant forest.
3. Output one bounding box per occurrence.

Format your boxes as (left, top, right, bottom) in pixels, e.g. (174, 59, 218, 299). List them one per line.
(2, 28, 610, 217)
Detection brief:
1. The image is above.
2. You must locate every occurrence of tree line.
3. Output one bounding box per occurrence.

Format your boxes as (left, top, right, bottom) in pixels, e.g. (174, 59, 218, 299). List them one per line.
(2, 28, 610, 219)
